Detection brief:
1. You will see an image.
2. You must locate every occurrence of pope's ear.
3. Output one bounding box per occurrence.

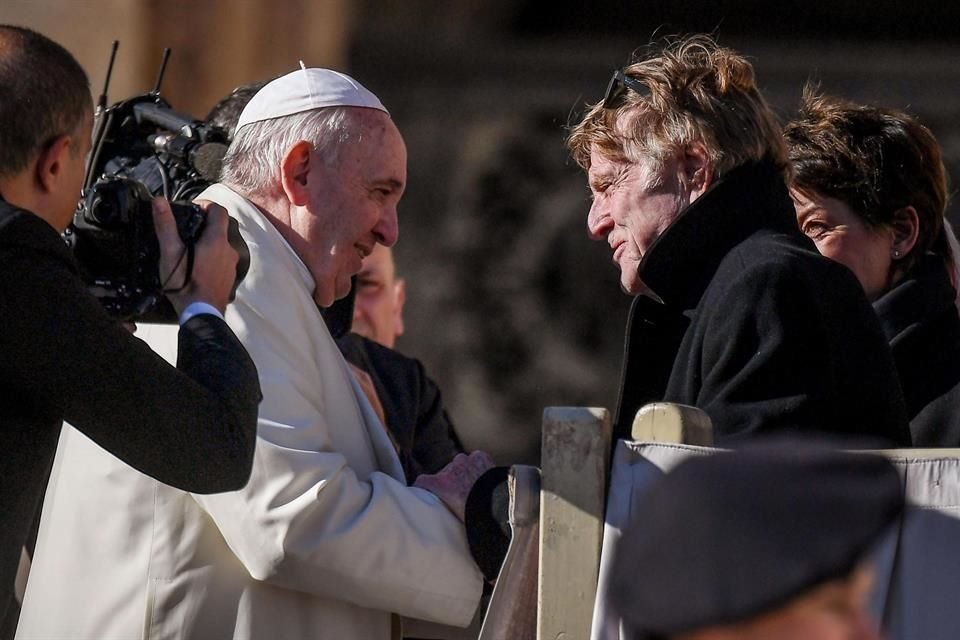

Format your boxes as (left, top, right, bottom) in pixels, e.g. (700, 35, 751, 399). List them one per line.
(681, 142, 713, 200)
(279, 141, 313, 206)
(34, 134, 73, 193)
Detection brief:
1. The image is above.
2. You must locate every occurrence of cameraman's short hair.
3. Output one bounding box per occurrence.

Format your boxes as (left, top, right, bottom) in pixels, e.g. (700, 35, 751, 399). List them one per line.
(785, 89, 950, 272)
(0, 25, 91, 178)
(567, 35, 786, 179)
(219, 107, 365, 197)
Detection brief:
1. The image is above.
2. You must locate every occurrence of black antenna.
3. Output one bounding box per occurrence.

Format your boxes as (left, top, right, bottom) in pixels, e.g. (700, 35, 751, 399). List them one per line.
(96, 40, 119, 116)
(151, 48, 171, 95)
(85, 40, 120, 190)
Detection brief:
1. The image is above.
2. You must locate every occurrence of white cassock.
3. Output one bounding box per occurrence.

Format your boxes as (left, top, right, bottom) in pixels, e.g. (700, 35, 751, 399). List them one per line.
(17, 184, 482, 640)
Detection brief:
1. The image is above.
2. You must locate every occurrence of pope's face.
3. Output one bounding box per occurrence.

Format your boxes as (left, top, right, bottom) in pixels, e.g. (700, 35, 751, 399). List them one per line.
(290, 110, 405, 307)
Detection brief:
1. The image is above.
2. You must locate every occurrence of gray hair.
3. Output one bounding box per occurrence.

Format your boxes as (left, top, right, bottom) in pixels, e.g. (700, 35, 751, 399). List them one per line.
(219, 106, 364, 197)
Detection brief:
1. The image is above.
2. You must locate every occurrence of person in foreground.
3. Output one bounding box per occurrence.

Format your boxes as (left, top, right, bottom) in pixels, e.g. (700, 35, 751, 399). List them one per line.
(18, 67, 490, 640)
(785, 91, 960, 446)
(607, 443, 903, 640)
(566, 35, 910, 445)
(0, 24, 261, 636)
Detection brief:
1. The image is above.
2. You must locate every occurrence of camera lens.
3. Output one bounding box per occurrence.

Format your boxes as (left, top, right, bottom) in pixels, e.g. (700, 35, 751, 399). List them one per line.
(82, 179, 141, 229)
(88, 191, 120, 225)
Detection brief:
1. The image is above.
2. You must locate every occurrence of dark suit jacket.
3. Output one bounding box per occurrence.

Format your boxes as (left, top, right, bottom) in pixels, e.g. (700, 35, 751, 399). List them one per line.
(614, 161, 911, 447)
(875, 254, 960, 446)
(337, 333, 463, 482)
(0, 201, 261, 628)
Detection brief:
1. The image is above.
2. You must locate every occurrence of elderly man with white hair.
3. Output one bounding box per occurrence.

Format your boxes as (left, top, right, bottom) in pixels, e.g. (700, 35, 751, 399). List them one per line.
(18, 69, 489, 640)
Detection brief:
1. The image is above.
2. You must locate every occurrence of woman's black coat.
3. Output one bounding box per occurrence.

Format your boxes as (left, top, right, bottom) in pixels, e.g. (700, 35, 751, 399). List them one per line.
(875, 254, 960, 446)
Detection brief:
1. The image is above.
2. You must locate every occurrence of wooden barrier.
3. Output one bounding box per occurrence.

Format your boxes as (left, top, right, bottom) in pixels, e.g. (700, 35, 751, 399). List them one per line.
(478, 465, 541, 640)
(631, 402, 713, 446)
(480, 403, 709, 639)
(537, 407, 612, 640)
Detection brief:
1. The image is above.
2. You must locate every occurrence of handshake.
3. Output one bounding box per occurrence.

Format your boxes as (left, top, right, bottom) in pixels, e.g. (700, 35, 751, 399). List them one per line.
(415, 450, 496, 522)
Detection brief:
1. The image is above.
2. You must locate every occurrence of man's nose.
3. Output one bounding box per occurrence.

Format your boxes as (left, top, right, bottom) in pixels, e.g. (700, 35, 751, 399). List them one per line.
(587, 200, 611, 240)
(374, 206, 399, 247)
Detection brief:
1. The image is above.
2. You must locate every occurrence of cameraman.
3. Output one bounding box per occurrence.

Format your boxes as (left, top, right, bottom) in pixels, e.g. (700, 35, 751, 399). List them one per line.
(0, 24, 261, 631)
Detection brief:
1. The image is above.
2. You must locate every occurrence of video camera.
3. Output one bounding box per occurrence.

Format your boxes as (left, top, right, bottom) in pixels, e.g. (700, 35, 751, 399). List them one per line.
(64, 44, 249, 323)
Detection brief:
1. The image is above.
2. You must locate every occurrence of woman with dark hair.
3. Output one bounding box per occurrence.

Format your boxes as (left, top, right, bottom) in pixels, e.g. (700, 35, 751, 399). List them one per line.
(785, 91, 960, 445)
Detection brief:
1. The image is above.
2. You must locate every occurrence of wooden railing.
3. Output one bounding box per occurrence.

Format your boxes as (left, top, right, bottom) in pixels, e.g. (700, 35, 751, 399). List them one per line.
(476, 403, 711, 640)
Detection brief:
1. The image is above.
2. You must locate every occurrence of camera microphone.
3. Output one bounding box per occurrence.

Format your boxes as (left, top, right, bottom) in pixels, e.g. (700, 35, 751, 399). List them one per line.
(149, 133, 227, 182)
(190, 143, 227, 182)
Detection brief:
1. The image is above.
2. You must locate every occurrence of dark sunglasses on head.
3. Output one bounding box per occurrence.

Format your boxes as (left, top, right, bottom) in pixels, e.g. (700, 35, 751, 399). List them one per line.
(603, 69, 650, 109)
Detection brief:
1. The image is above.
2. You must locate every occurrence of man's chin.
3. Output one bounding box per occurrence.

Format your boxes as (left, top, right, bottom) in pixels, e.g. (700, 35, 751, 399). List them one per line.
(313, 283, 342, 308)
(620, 273, 643, 297)
(316, 274, 353, 305)
(334, 277, 354, 300)
(621, 273, 663, 303)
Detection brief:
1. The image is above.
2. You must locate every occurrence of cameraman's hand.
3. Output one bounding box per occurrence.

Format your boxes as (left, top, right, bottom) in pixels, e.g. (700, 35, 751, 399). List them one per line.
(414, 451, 495, 522)
(153, 197, 238, 316)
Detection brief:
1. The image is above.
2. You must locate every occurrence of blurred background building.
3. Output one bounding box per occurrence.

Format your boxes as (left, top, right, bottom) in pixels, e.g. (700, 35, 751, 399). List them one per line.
(5, 0, 960, 463)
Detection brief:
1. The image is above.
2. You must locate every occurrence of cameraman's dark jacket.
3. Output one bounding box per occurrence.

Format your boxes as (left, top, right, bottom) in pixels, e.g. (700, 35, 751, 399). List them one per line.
(0, 200, 261, 626)
(614, 161, 911, 446)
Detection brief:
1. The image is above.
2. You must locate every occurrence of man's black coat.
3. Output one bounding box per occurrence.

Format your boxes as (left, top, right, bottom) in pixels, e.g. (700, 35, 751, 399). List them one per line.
(0, 201, 262, 629)
(614, 161, 911, 446)
(875, 253, 960, 446)
(337, 332, 463, 482)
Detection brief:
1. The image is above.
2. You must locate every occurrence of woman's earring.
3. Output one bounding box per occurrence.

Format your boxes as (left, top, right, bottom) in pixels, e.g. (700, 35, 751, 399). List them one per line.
(892, 249, 901, 259)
